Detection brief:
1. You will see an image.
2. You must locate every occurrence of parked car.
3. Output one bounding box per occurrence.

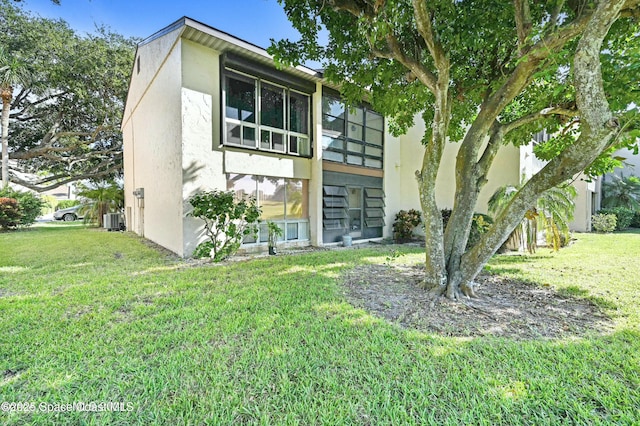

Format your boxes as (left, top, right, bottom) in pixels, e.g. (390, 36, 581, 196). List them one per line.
(53, 205, 84, 222)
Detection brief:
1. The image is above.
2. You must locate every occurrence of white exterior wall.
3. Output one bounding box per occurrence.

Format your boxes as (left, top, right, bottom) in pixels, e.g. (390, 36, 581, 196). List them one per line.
(385, 115, 520, 236)
(571, 176, 599, 232)
(123, 29, 185, 255)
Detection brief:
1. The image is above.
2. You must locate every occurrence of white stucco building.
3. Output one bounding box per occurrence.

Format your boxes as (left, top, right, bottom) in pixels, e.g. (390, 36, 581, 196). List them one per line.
(122, 17, 593, 257)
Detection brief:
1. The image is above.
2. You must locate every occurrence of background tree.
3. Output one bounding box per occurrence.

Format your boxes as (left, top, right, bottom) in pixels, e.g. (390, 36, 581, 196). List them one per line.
(0, 47, 31, 188)
(0, 1, 136, 191)
(271, 0, 640, 299)
(601, 175, 640, 209)
(76, 181, 124, 227)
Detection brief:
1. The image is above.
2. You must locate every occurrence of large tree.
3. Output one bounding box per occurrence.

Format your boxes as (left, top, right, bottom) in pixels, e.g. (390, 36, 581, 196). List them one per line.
(0, 1, 136, 191)
(271, 0, 640, 298)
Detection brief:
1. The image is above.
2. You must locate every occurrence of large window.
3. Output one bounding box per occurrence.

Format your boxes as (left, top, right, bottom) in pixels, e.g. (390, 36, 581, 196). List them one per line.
(226, 174, 309, 243)
(322, 94, 384, 168)
(224, 71, 311, 157)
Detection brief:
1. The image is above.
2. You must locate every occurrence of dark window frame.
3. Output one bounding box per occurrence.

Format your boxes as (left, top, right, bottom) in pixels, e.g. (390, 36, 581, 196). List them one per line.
(321, 92, 384, 168)
(223, 69, 312, 158)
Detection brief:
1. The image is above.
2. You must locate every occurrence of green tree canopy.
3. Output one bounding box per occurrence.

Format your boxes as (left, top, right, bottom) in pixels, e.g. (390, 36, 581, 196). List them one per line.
(271, 0, 640, 299)
(0, 0, 136, 191)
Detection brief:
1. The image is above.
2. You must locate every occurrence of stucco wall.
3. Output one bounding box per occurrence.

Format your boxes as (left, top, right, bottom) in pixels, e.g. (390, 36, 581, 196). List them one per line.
(123, 30, 185, 255)
(385, 116, 521, 235)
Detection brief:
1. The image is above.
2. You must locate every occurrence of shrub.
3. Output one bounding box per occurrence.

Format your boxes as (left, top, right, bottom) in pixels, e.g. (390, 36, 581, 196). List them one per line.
(56, 199, 80, 210)
(392, 209, 422, 242)
(598, 207, 634, 231)
(192, 241, 215, 259)
(591, 213, 617, 233)
(631, 211, 640, 228)
(0, 197, 22, 229)
(0, 188, 45, 227)
(441, 209, 493, 249)
(188, 190, 261, 261)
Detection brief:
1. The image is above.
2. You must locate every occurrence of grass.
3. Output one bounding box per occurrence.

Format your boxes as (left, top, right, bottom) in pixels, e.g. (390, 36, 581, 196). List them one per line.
(1, 224, 639, 425)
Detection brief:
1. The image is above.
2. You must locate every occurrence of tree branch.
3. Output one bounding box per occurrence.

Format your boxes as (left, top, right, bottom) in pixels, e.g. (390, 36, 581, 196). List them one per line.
(514, 0, 532, 55)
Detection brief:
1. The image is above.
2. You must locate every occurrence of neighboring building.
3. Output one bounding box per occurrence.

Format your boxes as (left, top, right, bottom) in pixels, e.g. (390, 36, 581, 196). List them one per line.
(122, 17, 590, 257)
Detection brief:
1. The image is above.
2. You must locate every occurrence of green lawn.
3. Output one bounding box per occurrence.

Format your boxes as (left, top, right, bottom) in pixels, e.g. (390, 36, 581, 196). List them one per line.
(1, 225, 638, 425)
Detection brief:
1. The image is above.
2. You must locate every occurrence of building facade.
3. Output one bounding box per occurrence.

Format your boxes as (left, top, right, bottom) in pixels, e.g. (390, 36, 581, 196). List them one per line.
(123, 17, 588, 257)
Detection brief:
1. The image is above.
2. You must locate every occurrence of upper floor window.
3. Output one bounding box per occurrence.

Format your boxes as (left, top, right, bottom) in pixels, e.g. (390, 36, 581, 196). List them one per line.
(224, 70, 311, 157)
(321, 94, 384, 168)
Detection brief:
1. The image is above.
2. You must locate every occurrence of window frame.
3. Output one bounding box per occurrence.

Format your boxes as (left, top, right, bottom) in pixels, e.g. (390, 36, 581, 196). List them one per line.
(321, 93, 384, 169)
(223, 69, 312, 158)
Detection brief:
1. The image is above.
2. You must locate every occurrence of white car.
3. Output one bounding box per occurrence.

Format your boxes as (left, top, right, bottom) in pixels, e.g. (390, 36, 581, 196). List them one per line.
(53, 205, 84, 221)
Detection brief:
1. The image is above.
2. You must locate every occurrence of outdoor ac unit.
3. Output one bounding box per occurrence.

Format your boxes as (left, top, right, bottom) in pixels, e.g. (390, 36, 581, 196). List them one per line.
(103, 213, 122, 231)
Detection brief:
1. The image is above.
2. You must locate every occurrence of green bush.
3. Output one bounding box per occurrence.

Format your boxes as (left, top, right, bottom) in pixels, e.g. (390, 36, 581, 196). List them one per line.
(441, 209, 493, 249)
(0, 187, 45, 227)
(631, 211, 640, 228)
(392, 209, 422, 242)
(591, 213, 617, 233)
(598, 207, 634, 231)
(192, 241, 215, 259)
(56, 199, 81, 210)
(0, 197, 22, 229)
(188, 190, 261, 261)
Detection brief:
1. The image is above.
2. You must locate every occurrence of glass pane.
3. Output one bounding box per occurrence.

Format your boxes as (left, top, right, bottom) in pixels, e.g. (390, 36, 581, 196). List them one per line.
(322, 115, 345, 136)
(364, 146, 382, 157)
(349, 210, 362, 231)
(289, 135, 298, 154)
(226, 123, 241, 145)
(364, 158, 382, 168)
(259, 178, 285, 220)
(348, 187, 362, 208)
(347, 141, 363, 153)
(286, 179, 307, 219)
(243, 127, 255, 147)
(348, 123, 363, 141)
(323, 150, 344, 162)
(261, 83, 284, 129)
(290, 92, 309, 134)
(348, 107, 364, 124)
(226, 174, 257, 200)
(297, 136, 310, 157)
(226, 76, 255, 123)
(260, 130, 271, 150)
(286, 222, 299, 240)
(366, 111, 383, 130)
(273, 133, 284, 152)
(347, 154, 363, 165)
(365, 128, 383, 146)
(322, 135, 344, 151)
(322, 95, 344, 118)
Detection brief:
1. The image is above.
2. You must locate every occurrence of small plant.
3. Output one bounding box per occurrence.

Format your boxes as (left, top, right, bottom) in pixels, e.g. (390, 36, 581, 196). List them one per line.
(384, 248, 403, 266)
(598, 207, 634, 231)
(188, 190, 261, 261)
(0, 197, 21, 229)
(266, 221, 283, 255)
(392, 209, 422, 243)
(0, 187, 45, 228)
(591, 213, 617, 233)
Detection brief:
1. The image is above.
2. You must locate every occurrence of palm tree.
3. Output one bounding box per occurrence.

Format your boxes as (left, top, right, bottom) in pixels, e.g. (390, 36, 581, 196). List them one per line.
(0, 48, 31, 188)
(489, 183, 577, 253)
(601, 175, 640, 210)
(76, 181, 124, 227)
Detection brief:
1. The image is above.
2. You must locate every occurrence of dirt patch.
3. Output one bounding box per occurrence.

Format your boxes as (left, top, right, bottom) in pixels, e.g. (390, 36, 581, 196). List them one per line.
(342, 264, 613, 339)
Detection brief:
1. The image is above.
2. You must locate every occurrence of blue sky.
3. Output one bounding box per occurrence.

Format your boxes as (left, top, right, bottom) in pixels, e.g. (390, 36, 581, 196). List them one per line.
(21, 0, 302, 49)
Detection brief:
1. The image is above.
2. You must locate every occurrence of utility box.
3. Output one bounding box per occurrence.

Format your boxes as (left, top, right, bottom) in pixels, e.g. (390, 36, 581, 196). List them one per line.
(103, 213, 123, 231)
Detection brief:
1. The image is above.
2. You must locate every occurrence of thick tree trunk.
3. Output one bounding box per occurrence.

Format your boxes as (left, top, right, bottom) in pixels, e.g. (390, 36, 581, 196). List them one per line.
(1, 96, 10, 188)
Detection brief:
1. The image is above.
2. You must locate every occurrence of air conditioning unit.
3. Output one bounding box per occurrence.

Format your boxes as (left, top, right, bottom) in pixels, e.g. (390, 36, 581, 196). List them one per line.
(103, 213, 122, 231)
